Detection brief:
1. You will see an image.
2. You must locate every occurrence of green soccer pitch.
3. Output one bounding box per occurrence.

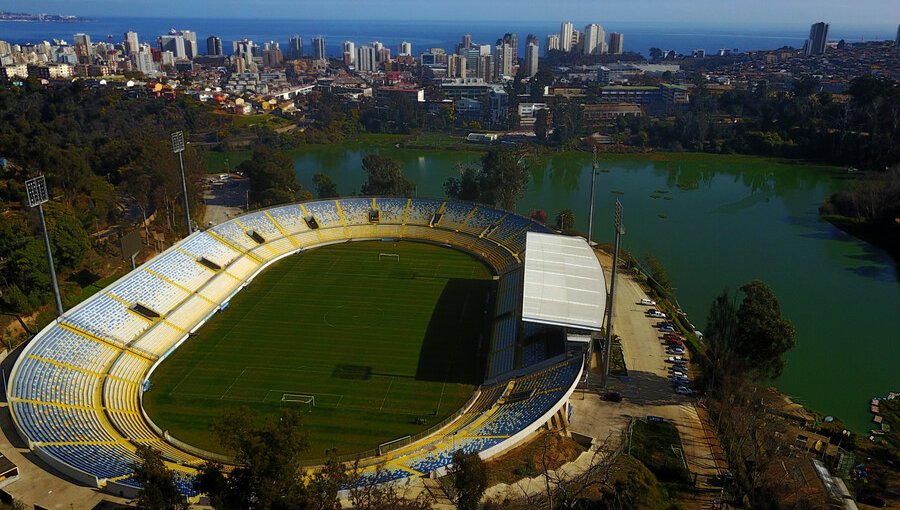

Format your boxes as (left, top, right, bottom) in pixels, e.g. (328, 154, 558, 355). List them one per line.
(142, 240, 496, 460)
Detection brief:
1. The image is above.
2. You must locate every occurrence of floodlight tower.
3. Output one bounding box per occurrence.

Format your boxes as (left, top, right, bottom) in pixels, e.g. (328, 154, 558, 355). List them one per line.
(171, 131, 192, 235)
(600, 200, 624, 387)
(587, 144, 598, 245)
(25, 176, 64, 317)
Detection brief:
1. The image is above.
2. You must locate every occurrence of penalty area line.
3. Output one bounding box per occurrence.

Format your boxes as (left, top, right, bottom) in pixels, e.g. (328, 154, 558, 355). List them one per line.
(220, 367, 248, 400)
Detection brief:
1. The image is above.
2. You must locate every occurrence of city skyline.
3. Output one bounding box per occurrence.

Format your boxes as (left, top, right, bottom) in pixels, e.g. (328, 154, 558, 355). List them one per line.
(3, 0, 899, 27)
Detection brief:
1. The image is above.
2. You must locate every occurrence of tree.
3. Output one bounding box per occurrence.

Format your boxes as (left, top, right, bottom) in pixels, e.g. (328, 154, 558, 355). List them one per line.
(129, 445, 188, 510)
(191, 463, 231, 510)
(239, 146, 303, 206)
(733, 280, 796, 380)
(313, 173, 339, 199)
(44, 203, 91, 268)
(533, 108, 549, 142)
(197, 407, 311, 509)
(554, 208, 575, 231)
(308, 450, 347, 510)
(360, 154, 415, 197)
(443, 164, 481, 202)
(642, 253, 673, 297)
(348, 462, 433, 510)
(705, 280, 796, 385)
(478, 147, 529, 211)
(448, 450, 488, 510)
(444, 147, 529, 211)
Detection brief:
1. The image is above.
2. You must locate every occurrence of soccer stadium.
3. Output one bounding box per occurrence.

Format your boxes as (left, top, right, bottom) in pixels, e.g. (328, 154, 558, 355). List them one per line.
(6, 197, 606, 498)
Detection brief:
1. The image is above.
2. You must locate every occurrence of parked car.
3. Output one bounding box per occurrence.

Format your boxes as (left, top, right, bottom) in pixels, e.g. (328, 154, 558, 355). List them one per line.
(667, 346, 686, 355)
(665, 356, 684, 363)
(647, 415, 665, 423)
(639, 298, 657, 306)
(602, 391, 623, 402)
(648, 311, 667, 319)
(675, 386, 694, 396)
(659, 325, 676, 333)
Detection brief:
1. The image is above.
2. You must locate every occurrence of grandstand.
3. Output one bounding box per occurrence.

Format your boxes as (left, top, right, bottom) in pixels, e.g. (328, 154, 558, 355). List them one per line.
(6, 198, 591, 498)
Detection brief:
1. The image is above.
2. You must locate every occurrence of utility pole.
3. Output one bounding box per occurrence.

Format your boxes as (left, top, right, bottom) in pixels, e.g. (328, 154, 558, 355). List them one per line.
(601, 200, 624, 387)
(587, 144, 597, 245)
(25, 176, 64, 317)
(171, 131, 192, 235)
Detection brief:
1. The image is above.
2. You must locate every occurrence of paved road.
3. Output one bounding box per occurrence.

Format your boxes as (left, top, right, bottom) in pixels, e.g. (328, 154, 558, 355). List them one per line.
(202, 176, 248, 227)
(571, 252, 727, 496)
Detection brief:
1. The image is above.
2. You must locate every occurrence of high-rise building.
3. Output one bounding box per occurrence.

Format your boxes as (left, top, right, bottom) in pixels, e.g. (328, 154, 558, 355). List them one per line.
(135, 44, 155, 75)
(894, 24, 899, 47)
(207, 36, 223, 56)
(524, 41, 539, 77)
(312, 36, 326, 61)
(583, 24, 602, 55)
(342, 41, 356, 65)
(181, 30, 198, 59)
(356, 45, 376, 72)
(494, 43, 513, 78)
(158, 35, 187, 59)
(399, 41, 412, 56)
(124, 31, 139, 56)
(570, 29, 581, 52)
(448, 54, 467, 78)
(463, 34, 472, 49)
(560, 22, 574, 52)
(547, 34, 560, 52)
(502, 33, 518, 63)
(289, 35, 303, 59)
(608, 32, 624, 55)
(478, 54, 495, 82)
(73, 33, 92, 62)
(805, 22, 829, 56)
(263, 46, 284, 67)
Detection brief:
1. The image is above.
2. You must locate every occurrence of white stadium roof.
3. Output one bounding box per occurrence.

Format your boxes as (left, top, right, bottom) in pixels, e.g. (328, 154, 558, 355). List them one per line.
(522, 232, 607, 331)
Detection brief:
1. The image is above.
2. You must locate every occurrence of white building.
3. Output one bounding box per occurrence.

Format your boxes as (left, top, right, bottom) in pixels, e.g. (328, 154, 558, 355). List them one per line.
(560, 22, 574, 52)
(356, 45, 376, 72)
(342, 41, 355, 65)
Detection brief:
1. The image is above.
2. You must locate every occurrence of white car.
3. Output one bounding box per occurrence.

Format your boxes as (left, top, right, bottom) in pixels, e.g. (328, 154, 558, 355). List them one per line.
(666, 347, 686, 355)
(665, 356, 684, 363)
(639, 298, 657, 306)
(648, 311, 667, 319)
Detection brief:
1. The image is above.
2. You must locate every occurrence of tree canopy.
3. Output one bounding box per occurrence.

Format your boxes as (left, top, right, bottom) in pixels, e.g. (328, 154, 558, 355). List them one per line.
(443, 147, 529, 211)
(194, 407, 311, 509)
(360, 155, 415, 197)
(705, 280, 796, 387)
(239, 146, 308, 206)
(130, 445, 188, 510)
(448, 450, 488, 510)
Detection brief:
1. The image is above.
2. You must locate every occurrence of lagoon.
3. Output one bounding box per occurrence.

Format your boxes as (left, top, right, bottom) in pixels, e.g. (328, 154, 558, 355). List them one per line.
(284, 140, 898, 433)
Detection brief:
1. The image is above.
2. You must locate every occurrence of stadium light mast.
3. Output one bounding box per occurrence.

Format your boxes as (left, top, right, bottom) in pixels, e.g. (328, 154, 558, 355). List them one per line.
(587, 144, 597, 245)
(171, 131, 192, 235)
(601, 200, 624, 388)
(25, 176, 64, 317)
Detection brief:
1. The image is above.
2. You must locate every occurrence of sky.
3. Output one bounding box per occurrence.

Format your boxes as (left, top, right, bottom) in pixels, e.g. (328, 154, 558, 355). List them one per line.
(4, 0, 898, 27)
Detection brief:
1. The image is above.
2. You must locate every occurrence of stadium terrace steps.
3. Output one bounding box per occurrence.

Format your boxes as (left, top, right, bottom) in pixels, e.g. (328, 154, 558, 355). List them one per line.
(7, 198, 561, 495)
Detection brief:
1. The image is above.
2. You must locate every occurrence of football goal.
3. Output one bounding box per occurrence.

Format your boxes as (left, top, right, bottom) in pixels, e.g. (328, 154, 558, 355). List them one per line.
(281, 393, 316, 411)
(378, 253, 400, 262)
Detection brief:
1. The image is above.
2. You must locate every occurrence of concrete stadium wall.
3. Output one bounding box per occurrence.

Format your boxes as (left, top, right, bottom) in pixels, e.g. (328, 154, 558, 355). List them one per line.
(32, 447, 100, 488)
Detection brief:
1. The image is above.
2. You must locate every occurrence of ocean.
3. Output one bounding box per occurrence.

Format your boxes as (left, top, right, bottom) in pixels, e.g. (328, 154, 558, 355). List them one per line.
(0, 17, 895, 58)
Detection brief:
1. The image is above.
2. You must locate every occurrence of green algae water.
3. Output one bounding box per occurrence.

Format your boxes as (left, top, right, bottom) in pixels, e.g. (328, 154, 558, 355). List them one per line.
(290, 142, 898, 433)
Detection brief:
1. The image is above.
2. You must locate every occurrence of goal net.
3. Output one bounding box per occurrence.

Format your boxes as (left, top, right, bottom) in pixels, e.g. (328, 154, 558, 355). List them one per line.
(378, 253, 400, 262)
(281, 393, 315, 411)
